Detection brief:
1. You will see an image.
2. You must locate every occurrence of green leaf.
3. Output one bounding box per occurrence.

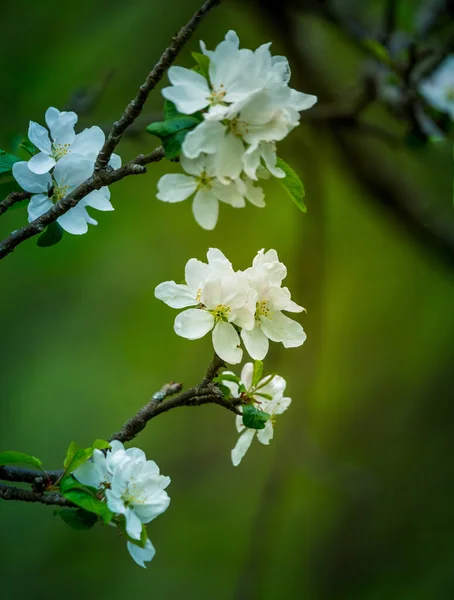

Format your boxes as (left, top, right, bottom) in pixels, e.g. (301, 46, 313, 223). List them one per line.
(242, 404, 270, 430)
(275, 157, 306, 213)
(63, 439, 110, 475)
(252, 361, 263, 388)
(56, 507, 99, 530)
(61, 488, 113, 523)
(37, 222, 64, 248)
(164, 100, 183, 120)
(218, 383, 233, 399)
(147, 114, 202, 159)
(192, 51, 210, 80)
(363, 40, 391, 65)
(255, 392, 273, 400)
(0, 451, 42, 469)
(0, 149, 21, 174)
(19, 139, 37, 157)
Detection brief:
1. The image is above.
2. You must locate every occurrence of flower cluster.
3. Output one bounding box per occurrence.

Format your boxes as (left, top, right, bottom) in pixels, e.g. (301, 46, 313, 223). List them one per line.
(155, 248, 306, 364)
(419, 55, 454, 121)
(73, 441, 170, 568)
(12, 107, 121, 235)
(156, 31, 317, 229)
(220, 362, 291, 466)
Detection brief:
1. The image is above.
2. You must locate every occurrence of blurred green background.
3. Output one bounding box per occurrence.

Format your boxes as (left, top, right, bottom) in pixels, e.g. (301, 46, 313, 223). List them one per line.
(1, 0, 453, 598)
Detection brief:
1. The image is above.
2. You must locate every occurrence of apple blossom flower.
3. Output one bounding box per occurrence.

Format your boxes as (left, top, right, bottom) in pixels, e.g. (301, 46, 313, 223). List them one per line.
(161, 31, 288, 117)
(241, 249, 306, 360)
(26, 107, 121, 174)
(222, 362, 292, 466)
(73, 441, 170, 568)
(155, 248, 255, 364)
(12, 155, 114, 235)
(156, 154, 265, 229)
(419, 55, 454, 120)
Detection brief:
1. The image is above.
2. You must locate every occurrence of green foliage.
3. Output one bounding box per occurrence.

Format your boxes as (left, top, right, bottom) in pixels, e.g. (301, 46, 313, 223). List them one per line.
(37, 222, 64, 248)
(55, 507, 99, 530)
(0, 451, 42, 469)
(275, 157, 306, 213)
(147, 106, 203, 159)
(363, 39, 391, 66)
(217, 383, 233, 399)
(0, 149, 21, 175)
(63, 439, 110, 475)
(62, 488, 113, 524)
(251, 360, 263, 388)
(192, 51, 210, 80)
(18, 139, 36, 157)
(242, 404, 270, 430)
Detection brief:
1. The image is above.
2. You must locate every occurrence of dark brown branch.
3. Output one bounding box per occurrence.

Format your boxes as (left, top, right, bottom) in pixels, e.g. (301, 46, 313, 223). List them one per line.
(0, 0, 222, 258)
(0, 483, 72, 507)
(0, 148, 165, 260)
(0, 191, 31, 216)
(0, 466, 61, 485)
(94, 0, 221, 171)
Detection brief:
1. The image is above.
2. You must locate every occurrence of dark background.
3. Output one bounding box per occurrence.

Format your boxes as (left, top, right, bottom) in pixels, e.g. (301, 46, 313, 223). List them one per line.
(1, 0, 453, 598)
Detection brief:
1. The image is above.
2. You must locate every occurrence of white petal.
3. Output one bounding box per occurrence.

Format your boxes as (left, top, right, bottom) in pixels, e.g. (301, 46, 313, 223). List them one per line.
(127, 539, 155, 568)
(241, 326, 269, 360)
(180, 154, 205, 176)
(214, 134, 244, 180)
(133, 492, 171, 523)
(125, 507, 143, 540)
(13, 162, 52, 193)
(185, 258, 211, 291)
(261, 142, 285, 178)
(105, 490, 126, 514)
(109, 153, 122, 169)
(154, 281, 196, 308)
(260, 312, 306, 346)
(84, 188, 113, 211)
(257, 420, 274, 445)
(57, 205, 89, 235)
(231, 429, 255, 466)
(192, 190, 219, 230)
(243, 179, 265, 207)
(156, 174, 196, 203)
(212, 321, 242, 364)
(240, 362, 254, 389)
(290, 90, 318, 111)
(213, 181, 245, 208)
(168, 65, 210, 91)
(48, 111, 77, 146)
(182, 120, 226, 159)
(71, 126, 105, 159)
(174, 309, 214, 339)
(27, 194, 53, 222)
(28, 121, 52, 154)
(27, 152, 56, 174)
(53, 156, 93, 189)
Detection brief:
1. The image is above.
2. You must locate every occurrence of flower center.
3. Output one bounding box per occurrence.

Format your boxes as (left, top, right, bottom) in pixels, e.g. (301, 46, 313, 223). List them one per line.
(196, 170, 214, 191)
(208, 84, 227, 105)
(52, 143, 71, 160)
(445, 86, 454, 103)
(255, 300, 271, 318)
(229, 117, 249, 138)
(210, 304, 231, 323)
(196, 288, 202, 302)
(52, 183, 69, 202)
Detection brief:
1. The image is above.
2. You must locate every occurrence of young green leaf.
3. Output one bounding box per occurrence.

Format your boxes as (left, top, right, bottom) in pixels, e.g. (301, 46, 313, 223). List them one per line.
(18, 139, 37, 157)
(363, 40, 391, 66)
(164, 100, 184, 120)
(146, 113, 202, 159)
(242, 404, 270, 430)
(63, 439, 110, 475)
(56, 507, 99, 530)
(37, 222, 64, 248)
(213, 373, 241, 385)
(252, 360, 263, 388)
(61, 488, 113, 523)
(276, 157, 306, 213)
(0, 149, 21, 175)
(63, 441, 79, 470)
(218, 383, 233, 399)
(192, 51, 210, 80)
(0, 451, 42, 469)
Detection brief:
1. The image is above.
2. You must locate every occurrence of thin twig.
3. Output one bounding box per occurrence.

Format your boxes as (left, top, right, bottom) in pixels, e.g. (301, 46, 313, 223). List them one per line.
(0, 483, 72, 507)
(0, 191, 31, 216)
(0, 0, 222, 259)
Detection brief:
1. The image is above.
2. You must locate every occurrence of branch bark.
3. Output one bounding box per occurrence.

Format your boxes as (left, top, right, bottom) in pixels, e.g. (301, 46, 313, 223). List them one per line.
(0, 0, 222, 259)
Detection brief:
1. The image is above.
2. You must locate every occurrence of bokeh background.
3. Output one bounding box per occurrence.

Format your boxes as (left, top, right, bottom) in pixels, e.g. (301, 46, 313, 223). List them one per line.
(1, 0, 453, 598)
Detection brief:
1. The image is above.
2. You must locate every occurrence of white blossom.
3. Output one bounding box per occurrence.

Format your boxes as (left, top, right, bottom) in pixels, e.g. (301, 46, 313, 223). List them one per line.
(241, 249, 306, 360)
(26, 107, 120, 174)
(156, 154, 265, 229)
(12, 155, 114, 235)
(419, 55, 454, 120)
(224, 363, 291, 466)
(73, 441, 170, 568)
(155, 248, 254, 364)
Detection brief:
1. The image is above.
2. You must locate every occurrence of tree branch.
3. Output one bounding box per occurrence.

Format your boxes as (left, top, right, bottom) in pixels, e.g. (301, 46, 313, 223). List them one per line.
(0, 0, 222, 259)
(94, 0, 221, 171)
(0, 483, 72, 507)
(0, 191, 31, 216)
